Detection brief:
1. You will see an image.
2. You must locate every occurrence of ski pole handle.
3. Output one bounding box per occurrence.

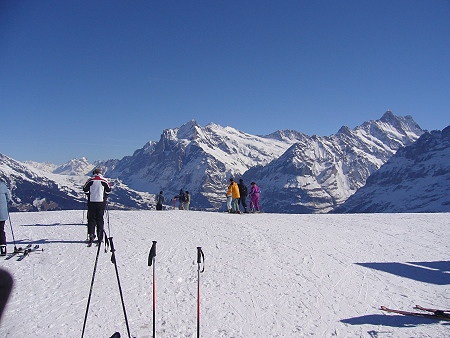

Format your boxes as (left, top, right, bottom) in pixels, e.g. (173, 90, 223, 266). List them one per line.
(197, 247, 205, 273)
(148, 241, 157, 266)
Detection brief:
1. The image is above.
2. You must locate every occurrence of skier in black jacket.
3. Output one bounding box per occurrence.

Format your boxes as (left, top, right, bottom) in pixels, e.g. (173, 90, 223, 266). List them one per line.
(238, 179, 249, 213)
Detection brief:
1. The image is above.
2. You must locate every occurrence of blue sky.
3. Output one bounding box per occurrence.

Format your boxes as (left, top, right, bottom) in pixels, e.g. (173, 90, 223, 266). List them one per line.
(1, 0, 449, 164)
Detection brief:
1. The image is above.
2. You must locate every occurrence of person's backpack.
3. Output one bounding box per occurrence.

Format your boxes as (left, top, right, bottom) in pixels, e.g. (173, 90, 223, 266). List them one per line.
(179, 192, 186, 202)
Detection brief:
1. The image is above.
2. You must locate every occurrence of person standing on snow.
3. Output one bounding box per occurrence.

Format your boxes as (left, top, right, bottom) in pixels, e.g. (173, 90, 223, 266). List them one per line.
(83, 168, 111, 244)
(227, 178, 240, 213)
(249, 182, 261, 212)
(226, 179, 233, 212)
(238, 179, 249, 213)
(183, 191, 191, 210)
(177, 189, 186, 210)
(0, 179, 11, 256)
(155, 191, 165, 210)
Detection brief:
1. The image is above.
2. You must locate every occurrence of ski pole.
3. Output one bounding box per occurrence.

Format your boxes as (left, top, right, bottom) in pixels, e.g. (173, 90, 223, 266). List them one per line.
(81, 238, 102, 338)
(148, 241, 157, 338)
(109, 237, 131, 338)
(8, 214, 18, 252)
(196, 247, 205, 338)
(105, 200, 111, 237)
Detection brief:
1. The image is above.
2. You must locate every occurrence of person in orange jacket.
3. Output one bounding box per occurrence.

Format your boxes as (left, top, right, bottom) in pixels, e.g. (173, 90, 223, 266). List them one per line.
(227, 178, 241, 213)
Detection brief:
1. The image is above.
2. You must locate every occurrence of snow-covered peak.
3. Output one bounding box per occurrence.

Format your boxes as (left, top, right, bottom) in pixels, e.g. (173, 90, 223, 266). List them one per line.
(53, 157, 95, 176)
(176, 120, 200, 140)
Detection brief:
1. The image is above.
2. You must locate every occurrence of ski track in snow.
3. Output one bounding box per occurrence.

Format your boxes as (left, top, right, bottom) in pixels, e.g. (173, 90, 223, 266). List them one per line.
(0, 211, 449, 337)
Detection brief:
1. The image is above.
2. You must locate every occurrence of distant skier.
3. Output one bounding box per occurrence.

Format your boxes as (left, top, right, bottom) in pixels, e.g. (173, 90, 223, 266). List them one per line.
(155, 191, 165, 210)
(183, 191, 191, 210)
(83, 168, 111, 244)
(177, 189, 186, 210)
(238, 179, 249, 213)
(227, 178, 240, 213)
(249, 182, 261, 212)
(226, 190, 232, 213)
(0, 179, 11, 256)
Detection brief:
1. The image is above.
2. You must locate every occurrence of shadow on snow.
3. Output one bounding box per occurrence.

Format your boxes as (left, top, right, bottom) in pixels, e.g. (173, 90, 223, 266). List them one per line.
(356, 261, 450, 285)
(341, 313, 448, 327)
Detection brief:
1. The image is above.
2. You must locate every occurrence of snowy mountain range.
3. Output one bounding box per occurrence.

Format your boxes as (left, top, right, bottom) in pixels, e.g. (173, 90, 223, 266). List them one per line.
(2, 111, 448, 213)
(242, 111, 425, 213)
(0, 154, 154, 212)
(104, 111, 424, 213)
(333, 125, 450, 213)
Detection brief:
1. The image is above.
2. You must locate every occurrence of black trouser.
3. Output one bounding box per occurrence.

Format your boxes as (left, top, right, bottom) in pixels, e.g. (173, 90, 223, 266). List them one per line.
(156, 203, 163, 210)
(239, 196, 248, 210)
(0, 221, 5, 246)
(87, 202, 106, 241)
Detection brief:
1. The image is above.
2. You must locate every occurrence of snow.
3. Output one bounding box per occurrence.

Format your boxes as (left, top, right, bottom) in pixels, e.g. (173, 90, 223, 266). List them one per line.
(0, 210, 449, 337)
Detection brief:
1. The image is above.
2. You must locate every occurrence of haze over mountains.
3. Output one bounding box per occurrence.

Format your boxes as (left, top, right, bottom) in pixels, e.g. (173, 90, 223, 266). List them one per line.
(1, 111, 448, 213)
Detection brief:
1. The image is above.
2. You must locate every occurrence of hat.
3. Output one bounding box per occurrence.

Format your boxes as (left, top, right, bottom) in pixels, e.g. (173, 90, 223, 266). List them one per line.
(239, 179, 243, 182)
(93, 168, 102, 174)
(230, 178, 234, 182)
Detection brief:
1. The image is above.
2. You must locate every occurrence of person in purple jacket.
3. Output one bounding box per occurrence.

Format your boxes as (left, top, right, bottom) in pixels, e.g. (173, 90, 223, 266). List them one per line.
(249, 182, 261, 212)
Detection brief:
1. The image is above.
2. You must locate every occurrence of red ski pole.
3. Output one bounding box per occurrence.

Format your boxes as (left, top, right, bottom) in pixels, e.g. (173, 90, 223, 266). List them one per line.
(196, 247, 205, 338)
(148, 241, 157, 338)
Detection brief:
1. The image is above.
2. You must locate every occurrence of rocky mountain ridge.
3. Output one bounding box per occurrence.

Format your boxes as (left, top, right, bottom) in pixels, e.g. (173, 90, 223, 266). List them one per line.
(2, 111, 444, 213)
(333, 125, 450, 213)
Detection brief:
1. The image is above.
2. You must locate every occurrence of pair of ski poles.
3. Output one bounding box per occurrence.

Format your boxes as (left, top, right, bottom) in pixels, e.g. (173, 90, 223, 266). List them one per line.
(148, 243, 205, 338)
(82, 203, 131, 338)
(81, 233, 131, 338)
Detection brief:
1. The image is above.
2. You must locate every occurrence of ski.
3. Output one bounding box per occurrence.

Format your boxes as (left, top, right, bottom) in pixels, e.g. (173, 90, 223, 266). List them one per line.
(414, 305, 450, 315)
(380, 305, 450, 321)
(4, 244, 32, 260)
(16, 245, 43, 261)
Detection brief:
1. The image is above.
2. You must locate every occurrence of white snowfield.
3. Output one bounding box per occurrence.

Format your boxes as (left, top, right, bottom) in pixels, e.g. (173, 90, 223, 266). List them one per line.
(0, 210, 448, 338)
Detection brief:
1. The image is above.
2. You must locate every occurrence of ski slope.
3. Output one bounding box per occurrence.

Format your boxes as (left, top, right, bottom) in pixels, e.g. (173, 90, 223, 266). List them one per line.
(0, 210, 449, 337)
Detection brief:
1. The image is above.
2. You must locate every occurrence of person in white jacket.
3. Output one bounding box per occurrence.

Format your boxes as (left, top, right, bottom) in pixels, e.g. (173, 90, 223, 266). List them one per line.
(0, 179, 11, 256)
(83, 168, 111, 244)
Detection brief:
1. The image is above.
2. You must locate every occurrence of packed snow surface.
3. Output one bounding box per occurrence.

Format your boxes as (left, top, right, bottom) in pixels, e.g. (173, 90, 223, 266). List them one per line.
(0, 210, 449, 337)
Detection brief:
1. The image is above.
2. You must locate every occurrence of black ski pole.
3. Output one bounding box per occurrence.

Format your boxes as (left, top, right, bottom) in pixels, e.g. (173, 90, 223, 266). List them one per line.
(109, 237, 131, 338)
(196, 247, 205, 338)
(8, 214, 18, 252)
(105, 200, 111, 237)
(81, 238, 102, 338)
(148, 241, 157, 338)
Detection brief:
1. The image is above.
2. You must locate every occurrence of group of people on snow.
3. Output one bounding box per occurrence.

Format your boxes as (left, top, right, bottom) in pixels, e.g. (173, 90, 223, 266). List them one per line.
(154, 189, 192, 211)
(0, 169, 261, 252)
(227, 178, 260, 213)
(156, 179, 260, 214)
